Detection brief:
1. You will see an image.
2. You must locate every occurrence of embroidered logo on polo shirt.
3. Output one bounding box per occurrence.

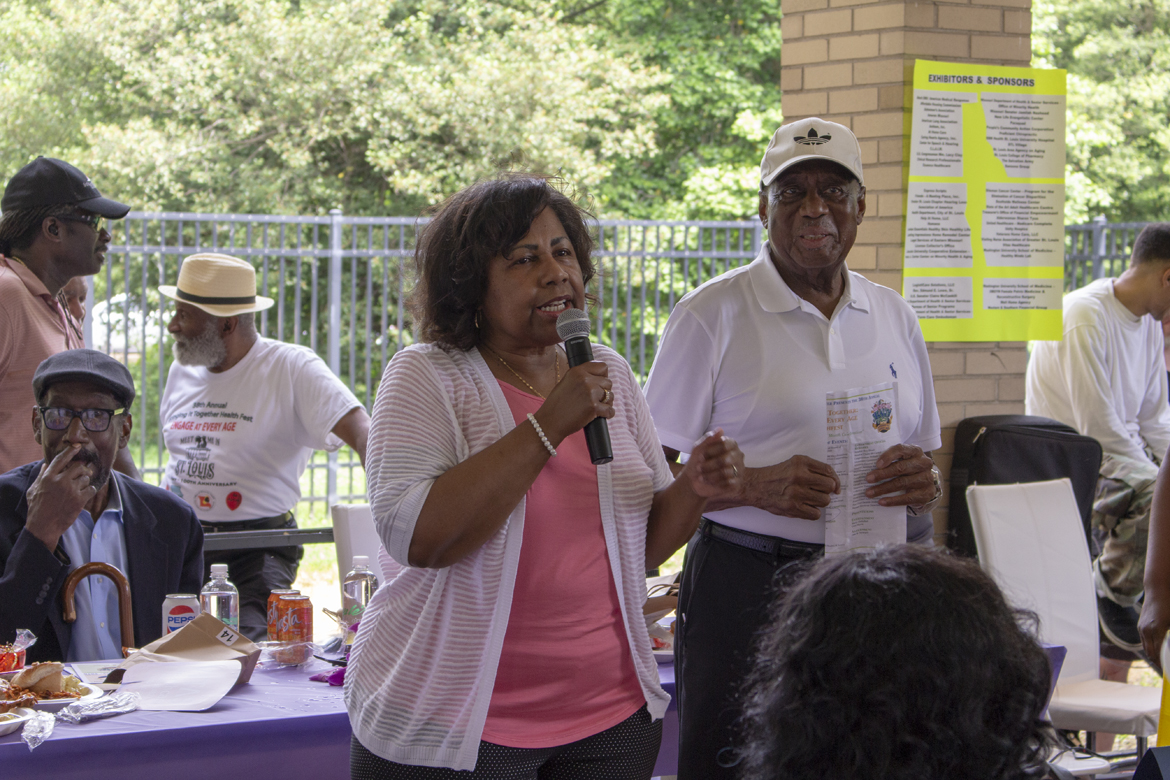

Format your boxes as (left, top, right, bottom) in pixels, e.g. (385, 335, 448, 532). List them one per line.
(794, 128, 831, 145)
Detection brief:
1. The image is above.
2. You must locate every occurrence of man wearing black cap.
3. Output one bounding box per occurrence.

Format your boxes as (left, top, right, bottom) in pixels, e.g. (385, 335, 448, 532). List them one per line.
(0, 157, 132, 475)
(0, 350, 203, 663)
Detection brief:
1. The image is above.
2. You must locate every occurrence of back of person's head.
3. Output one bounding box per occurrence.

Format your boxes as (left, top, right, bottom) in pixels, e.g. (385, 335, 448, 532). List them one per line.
(1132, 223, 1170, 266)
(409, 174, 595, 350)
(739, 545, 1055, 780)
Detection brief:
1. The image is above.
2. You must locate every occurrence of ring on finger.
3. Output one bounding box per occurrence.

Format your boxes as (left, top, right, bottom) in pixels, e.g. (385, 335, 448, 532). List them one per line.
(602, 388, 613, 404)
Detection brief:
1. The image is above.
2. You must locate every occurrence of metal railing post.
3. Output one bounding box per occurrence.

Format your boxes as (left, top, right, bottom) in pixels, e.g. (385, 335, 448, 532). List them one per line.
(1091, 214, 1107, 281)
(327, 208, 343, 509)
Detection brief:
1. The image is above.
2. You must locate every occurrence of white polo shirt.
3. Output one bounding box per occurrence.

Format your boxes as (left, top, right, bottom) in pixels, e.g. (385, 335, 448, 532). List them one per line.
(644, 244, 942, 544)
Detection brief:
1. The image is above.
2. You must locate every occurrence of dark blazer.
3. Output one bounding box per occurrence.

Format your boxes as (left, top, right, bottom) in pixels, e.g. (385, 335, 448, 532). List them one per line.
(0, 462, 204, 662)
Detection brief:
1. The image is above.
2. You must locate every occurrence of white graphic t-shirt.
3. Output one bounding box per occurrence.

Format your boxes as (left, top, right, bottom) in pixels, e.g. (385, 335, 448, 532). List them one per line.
(160, 338, 362, 522)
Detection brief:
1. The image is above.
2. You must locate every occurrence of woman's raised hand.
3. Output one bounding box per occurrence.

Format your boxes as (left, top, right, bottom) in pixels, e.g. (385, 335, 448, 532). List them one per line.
(680, 429, 745, 500)
(535, 361, 614, 447)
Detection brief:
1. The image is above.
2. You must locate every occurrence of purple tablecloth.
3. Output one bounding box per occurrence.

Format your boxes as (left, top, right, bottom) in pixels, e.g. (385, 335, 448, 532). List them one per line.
(0, 660, 682, 780)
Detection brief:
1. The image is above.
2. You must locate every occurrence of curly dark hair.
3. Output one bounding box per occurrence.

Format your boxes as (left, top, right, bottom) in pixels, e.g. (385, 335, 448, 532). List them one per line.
(409, 174, 596, 351)
(738, 545, 1057, 780)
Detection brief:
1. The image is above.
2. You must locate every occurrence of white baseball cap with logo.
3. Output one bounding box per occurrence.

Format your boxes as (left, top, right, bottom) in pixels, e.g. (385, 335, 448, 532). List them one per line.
(759, 117, 865, 187)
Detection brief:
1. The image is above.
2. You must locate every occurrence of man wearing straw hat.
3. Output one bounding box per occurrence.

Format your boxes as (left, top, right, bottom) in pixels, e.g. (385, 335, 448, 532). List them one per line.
(158, 253, 370, 641)
(0, 157, 132, 475)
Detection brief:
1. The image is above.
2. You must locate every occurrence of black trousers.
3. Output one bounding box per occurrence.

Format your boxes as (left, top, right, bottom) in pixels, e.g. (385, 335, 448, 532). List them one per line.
(350, 704, 661, 779)
(201, 513, 303, 642)
(674, 521, 822, 780)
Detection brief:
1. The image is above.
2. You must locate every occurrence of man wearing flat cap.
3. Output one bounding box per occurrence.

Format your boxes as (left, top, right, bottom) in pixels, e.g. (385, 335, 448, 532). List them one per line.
(159, 253, 370, 640)
(0, 350, 203, 662)
(0, 157, 134, 475)
(644, 118, 943, 777)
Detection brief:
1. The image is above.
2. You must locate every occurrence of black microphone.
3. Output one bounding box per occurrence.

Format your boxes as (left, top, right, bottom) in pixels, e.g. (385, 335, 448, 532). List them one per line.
(556, 308, 613, 465)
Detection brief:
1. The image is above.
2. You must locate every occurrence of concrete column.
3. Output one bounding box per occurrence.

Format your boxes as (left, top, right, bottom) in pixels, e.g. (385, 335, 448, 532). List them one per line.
(779, 0, 1033, 542)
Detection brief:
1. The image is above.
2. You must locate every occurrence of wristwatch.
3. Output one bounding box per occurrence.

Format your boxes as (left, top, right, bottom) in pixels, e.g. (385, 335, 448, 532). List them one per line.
(907, 462, 943, 517)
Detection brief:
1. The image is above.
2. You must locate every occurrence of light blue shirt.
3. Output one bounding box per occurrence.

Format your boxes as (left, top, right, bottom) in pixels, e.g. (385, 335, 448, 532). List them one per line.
(60, 473, 128, 662)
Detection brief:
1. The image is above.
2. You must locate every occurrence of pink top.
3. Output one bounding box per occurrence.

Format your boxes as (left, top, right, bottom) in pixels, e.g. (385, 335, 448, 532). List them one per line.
(0, 256, 83, 473)
(480, 380, 645, 748)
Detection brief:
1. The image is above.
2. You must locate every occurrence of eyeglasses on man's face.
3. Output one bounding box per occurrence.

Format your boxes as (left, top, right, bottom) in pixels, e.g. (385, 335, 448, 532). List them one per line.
(58, 214, 104, 232)
(36, 406, 125, 433)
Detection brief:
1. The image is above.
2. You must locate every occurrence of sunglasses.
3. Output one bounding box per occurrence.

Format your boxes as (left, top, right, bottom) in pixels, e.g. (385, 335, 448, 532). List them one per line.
(58, 214, 104, 232)
(37, 406, 125, 433)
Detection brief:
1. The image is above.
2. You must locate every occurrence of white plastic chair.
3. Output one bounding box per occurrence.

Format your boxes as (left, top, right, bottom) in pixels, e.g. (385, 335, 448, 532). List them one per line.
(330, 503, 396, 598)
(966, 479, 1159, 759)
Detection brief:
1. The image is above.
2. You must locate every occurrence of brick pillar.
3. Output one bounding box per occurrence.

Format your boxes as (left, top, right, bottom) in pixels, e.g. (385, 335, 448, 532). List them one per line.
(779, 0, 1033, 542)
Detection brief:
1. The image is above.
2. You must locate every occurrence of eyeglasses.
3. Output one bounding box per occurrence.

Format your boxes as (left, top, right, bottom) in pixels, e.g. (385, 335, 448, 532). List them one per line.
(58, 214, 104, 232)
(36, 406, 125, 433)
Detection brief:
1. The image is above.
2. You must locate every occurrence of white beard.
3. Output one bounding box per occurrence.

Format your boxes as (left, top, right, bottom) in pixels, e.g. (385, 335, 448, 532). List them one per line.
(172, 319, 227, 367)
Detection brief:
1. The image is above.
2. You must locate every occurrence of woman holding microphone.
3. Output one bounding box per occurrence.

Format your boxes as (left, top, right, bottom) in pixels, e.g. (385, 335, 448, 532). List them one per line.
(346, 175, 743, 779)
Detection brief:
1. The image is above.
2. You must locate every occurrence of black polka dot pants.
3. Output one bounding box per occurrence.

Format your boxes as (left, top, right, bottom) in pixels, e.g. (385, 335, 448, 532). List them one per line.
(351, 704, 662, 780)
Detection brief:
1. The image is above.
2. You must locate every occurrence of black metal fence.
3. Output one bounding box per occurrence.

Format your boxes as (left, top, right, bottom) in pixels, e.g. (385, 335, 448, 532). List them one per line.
(94, 211, 762, 516)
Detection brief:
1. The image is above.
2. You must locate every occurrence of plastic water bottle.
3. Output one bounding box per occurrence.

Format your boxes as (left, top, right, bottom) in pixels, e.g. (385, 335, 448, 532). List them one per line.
(200, 563, 240, 633)
(342, 556, 379, 649)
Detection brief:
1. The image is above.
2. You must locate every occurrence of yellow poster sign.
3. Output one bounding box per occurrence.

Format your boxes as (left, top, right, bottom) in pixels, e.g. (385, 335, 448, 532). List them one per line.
(902, 60, 1067, 341)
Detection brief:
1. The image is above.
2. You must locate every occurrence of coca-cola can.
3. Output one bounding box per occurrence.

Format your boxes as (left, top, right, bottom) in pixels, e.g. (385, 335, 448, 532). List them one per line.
(162, 594, 201, 635)
(266, 589, 300, 641)
(276, 595, 313, 643)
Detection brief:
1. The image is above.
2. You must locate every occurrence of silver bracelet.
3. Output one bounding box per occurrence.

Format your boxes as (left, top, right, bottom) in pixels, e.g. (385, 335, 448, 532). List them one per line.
(526, 413, 557, 457)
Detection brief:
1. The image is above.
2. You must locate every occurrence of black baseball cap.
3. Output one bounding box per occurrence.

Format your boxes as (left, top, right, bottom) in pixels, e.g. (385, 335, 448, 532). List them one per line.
(1, 157, 130, 218)
(33, 349, 136, 409)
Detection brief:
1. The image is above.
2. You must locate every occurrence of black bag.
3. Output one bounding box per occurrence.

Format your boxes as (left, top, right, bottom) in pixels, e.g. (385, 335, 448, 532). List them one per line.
(947, 415, 1103, 558)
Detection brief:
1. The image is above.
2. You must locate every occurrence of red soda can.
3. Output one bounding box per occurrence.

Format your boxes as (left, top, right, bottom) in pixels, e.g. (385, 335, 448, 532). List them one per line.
(162, 594, 201, 634)
(266, 589, 300, 641)
(276, 595, 313, 643)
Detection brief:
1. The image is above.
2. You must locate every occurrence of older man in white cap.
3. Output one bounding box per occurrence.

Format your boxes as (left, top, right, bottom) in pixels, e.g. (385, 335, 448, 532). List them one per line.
(158, 253, 370, 640)
(644, 118, 943, 778)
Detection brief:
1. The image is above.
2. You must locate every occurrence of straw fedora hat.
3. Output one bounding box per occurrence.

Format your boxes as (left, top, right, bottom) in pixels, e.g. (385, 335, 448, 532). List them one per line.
(158, 253, 275, 317)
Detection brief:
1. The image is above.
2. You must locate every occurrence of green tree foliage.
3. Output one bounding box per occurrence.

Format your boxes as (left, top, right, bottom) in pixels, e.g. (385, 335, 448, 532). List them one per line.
(559, 0, 784, 220)
(1034, 0, 1170, 223)
(0, 0, 665, 215)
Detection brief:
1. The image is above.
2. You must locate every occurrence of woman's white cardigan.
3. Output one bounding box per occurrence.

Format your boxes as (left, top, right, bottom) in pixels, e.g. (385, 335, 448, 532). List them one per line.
(345, 343, 673, 771)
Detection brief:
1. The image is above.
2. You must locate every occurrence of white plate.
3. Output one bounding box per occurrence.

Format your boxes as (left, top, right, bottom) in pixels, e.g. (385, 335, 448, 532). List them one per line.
(0, 707, 34, 736)
(32, 682, 102, 712)
(653, 649, 673, 664)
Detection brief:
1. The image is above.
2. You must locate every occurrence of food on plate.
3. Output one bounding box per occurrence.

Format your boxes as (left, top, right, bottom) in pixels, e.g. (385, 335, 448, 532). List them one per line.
(4, 662, 84, 703)
(12, 661, 64, 693)
(0, 694, 37, 712)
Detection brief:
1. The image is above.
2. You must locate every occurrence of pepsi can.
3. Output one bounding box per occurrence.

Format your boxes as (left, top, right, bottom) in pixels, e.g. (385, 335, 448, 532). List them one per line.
(163, 594, 201, 634)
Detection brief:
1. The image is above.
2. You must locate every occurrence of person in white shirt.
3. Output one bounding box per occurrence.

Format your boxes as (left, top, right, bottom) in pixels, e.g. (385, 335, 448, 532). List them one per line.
(643, 118, 943, 779)
(157, 253, 370, 641)
(1029, 223, 1170, 655)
